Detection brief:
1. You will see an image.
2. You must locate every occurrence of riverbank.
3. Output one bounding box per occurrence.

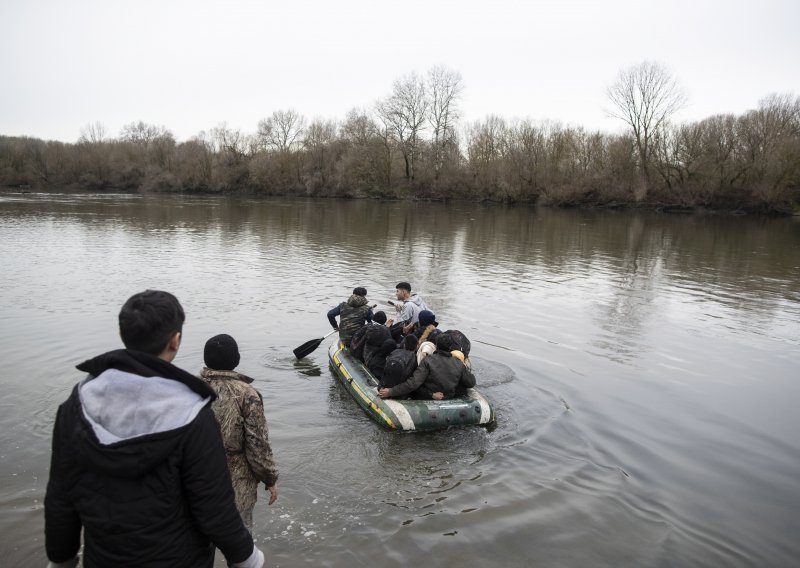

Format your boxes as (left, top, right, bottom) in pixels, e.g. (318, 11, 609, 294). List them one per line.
(2, 183, 796, 216)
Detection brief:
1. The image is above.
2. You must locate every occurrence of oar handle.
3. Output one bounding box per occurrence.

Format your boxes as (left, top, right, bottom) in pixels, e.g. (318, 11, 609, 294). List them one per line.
(323, 329, 339, 339)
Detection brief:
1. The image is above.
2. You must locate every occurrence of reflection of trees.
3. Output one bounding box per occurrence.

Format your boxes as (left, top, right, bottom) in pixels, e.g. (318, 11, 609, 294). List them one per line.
(3, 195, 797, 324)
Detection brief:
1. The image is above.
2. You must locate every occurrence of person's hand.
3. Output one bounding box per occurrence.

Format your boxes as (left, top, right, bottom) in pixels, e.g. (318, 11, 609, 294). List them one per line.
(432, 392, 444, 400)
(378, 387, 391, 398)
(402, 323, 414, 335)
(266, 484, 278, 505)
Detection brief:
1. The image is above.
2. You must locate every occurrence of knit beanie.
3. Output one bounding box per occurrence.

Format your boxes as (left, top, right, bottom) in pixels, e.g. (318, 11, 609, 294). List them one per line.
(418, 310, 437, 327)
(204, 333, 240, 371)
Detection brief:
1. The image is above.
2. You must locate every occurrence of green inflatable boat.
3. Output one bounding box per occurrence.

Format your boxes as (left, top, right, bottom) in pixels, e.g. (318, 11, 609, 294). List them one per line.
(328, 341, 495, 431)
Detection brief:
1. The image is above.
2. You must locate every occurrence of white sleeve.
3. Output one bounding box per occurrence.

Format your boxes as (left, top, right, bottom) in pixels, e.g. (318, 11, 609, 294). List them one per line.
(47, 559, 79, 568)
(229, 547, 264, 568)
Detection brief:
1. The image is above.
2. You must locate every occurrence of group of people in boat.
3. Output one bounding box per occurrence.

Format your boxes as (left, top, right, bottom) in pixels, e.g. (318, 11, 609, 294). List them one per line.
(327, 282, 476, 401)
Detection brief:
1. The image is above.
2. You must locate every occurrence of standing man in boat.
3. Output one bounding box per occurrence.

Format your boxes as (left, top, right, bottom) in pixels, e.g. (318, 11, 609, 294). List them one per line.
(44, 290, 264, 568)
(386, 282, 429, 336)
(327, 286, 373, 348)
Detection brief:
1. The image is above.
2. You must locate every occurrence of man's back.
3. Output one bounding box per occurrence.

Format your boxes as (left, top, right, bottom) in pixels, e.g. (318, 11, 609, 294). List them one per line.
(45, 349, 256, 568)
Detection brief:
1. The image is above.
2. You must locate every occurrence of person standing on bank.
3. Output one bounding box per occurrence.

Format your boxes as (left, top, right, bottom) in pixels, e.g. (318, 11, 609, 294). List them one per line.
(386, 282, 429, 336)
(327, 286, 373, 347)
(44, 290, 264, 568)
(200, 334, 279, 531)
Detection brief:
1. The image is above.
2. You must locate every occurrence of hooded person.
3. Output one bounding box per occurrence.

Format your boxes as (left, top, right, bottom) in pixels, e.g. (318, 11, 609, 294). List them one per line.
(44, 290, 264, 568)
(366, 338, 398, 380)
(380, 335, 419, 390)
(327, 287, 373, 347)
(413, 310, 441, 345)
(363, 314, 392, 367)
(386, 282, 429, 335)
(350, 311, 387, 362)
(200, 334, 279, 531)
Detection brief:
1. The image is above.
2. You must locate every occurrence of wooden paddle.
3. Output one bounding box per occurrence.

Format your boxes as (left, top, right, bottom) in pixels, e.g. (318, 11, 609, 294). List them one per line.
(293, 329, 338, 359)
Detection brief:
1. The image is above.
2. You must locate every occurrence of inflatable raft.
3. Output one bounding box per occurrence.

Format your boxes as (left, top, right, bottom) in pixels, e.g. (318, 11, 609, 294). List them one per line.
(328, 341, 495, 431)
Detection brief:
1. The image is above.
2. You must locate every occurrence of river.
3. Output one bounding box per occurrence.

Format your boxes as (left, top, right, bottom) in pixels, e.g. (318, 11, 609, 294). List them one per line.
(0, 193, 798, 567)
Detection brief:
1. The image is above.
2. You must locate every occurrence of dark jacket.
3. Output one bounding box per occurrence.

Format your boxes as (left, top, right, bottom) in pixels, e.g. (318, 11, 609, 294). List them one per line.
(389, 350, 476, 400)
(363, 323, 392, 367)
(380, 349, 417, 389)
(328, 295, 372, 346)
(413, 323, 441, 346)
(366, 339, 397, 380)
(45, 349, 255, 568)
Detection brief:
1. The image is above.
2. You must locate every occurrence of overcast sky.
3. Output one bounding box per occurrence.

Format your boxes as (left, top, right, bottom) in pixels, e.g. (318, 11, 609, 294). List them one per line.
(1, 0, 798, 143)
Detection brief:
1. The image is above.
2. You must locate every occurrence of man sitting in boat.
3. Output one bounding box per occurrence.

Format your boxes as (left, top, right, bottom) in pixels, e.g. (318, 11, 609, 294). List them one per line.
(350, 311, 387, 361)
(380, 335, 418, 389)
(362, 316, 393, 366)
(366, 339, 397, 380)
(386, 282, 429, 336)
(411, 310, 441, 345)
(327, 287, 373, 348)
(378, 333, 475, 400)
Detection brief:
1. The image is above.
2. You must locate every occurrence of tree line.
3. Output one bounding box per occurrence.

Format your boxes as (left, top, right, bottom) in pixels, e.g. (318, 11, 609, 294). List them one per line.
(1, 63, 798, 213)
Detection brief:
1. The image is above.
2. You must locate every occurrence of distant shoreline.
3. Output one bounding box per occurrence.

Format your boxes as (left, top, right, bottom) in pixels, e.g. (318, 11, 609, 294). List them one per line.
(2, 185, 793, 216)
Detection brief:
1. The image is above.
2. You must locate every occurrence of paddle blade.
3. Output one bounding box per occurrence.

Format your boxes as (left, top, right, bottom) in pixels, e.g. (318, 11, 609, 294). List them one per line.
(293, 337, 324, 359)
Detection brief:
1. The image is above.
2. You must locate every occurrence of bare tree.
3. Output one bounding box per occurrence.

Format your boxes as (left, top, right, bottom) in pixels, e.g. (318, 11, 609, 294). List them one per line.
(257, 109, 305, 153)
(341, 107, 378, 147)
(427, 66, 463, 182)
(119, 121, 172, 147)
(377, 73, 429, 181)
(304, 118, 337, 186)
(78, 121, 107, 145)
(211, 122, 250, 164)
(465, 115, 507, 191)
(607, 61, 686, 200)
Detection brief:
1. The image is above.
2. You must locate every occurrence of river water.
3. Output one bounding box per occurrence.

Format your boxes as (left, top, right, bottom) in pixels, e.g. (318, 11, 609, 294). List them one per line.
(0, 193, 798, 567)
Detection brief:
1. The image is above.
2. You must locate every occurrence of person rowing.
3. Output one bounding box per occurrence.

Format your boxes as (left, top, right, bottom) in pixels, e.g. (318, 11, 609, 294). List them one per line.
(327, 286, 373, 348)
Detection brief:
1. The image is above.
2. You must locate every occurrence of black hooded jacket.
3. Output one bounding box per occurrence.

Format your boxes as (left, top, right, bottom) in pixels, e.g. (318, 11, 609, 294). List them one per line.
(44, 349, 255, 568)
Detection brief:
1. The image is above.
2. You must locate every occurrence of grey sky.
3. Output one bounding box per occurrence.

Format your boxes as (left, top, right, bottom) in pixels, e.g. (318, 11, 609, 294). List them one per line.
(1, 0, 798, 142)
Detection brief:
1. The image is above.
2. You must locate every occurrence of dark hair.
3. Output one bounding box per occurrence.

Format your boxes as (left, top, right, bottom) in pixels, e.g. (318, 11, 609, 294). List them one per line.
(396, 282, 411, 292)
(381, 338, 397, 356)
(436, 332, 455, 352)
(119, 290, 185, 355)
(373, 311, 387, 325)
(403, 335, 418, 351)
(353, 287, 367, 297)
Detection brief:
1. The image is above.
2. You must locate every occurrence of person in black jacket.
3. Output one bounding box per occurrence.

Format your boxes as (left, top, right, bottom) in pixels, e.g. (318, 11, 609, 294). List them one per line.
(350, 311, 387, 362)
(44, 290, 264, 568)
(366, 338, 397, 380)
(380, 335, 418, 389)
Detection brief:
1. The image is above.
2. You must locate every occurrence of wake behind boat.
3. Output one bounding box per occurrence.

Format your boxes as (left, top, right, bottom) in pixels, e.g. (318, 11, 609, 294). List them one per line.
(328, 341, 495, 431)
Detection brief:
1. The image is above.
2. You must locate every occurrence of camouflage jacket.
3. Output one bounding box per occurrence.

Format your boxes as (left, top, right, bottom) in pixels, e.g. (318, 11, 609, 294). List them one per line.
(338, 294, 371, 346)
(200, 368, 278, 515)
